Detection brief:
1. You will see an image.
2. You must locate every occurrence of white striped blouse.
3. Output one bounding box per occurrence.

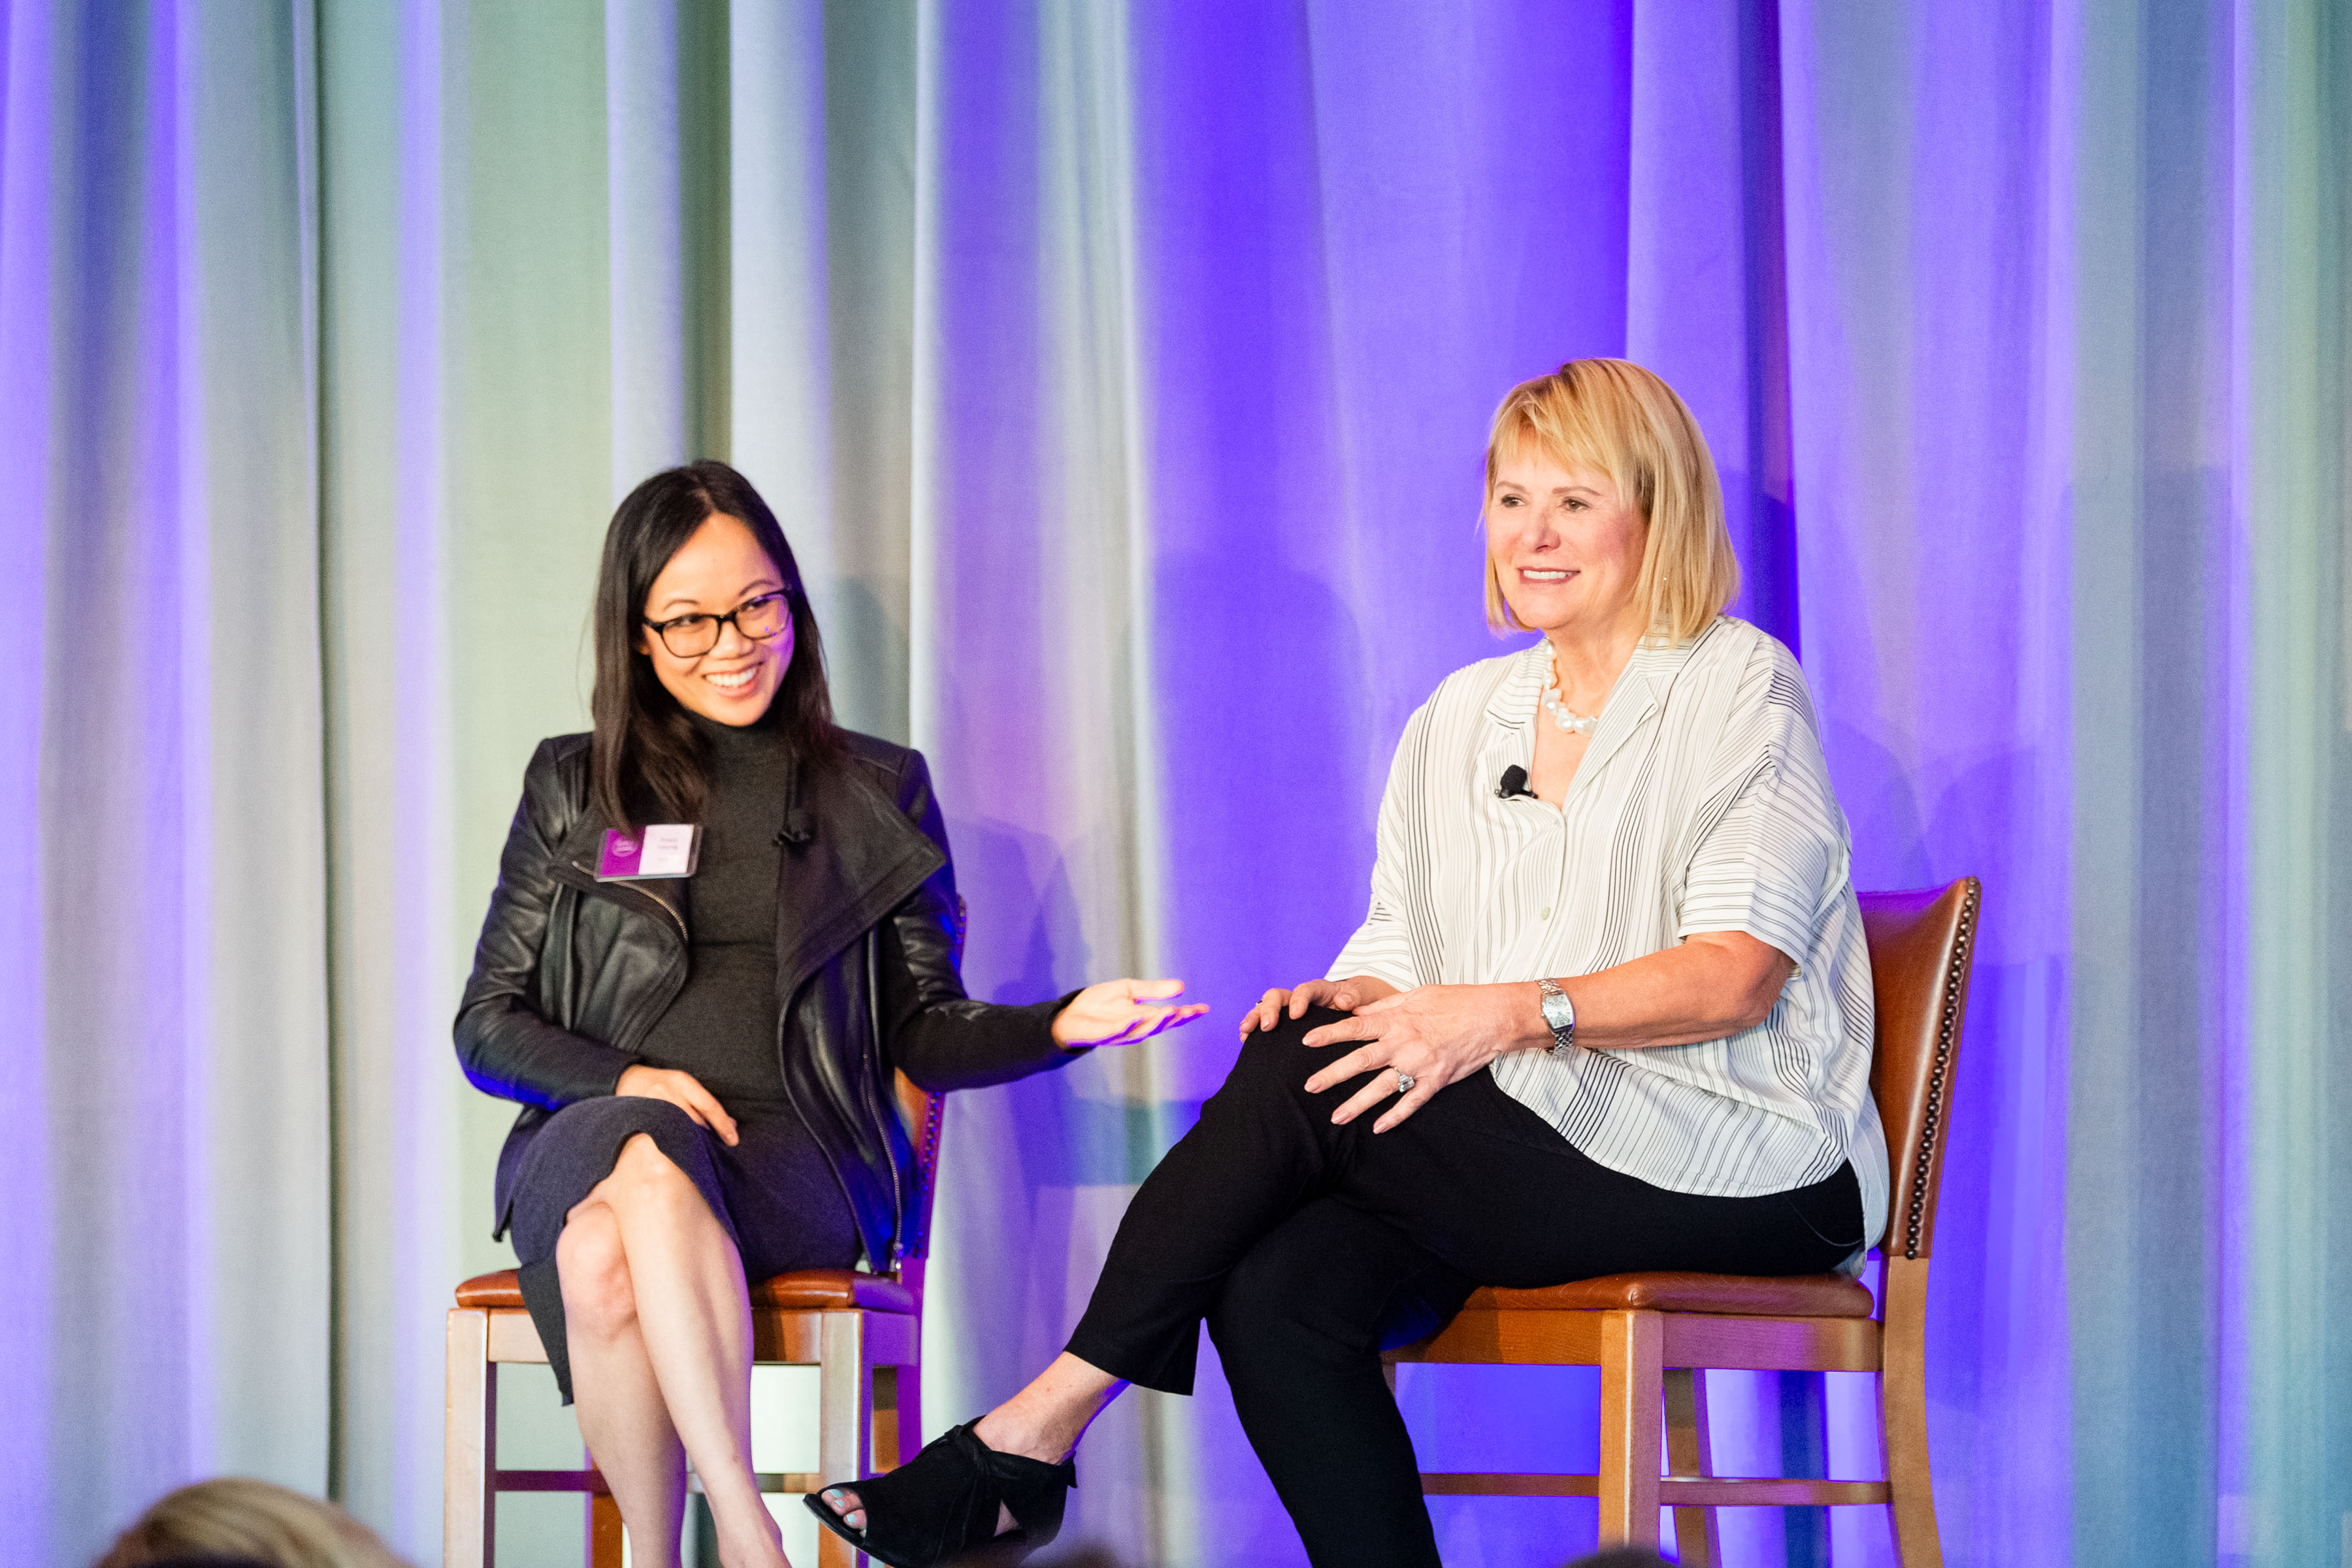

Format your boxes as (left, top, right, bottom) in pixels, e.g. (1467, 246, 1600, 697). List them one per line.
(1329, 617, 1889, 1255)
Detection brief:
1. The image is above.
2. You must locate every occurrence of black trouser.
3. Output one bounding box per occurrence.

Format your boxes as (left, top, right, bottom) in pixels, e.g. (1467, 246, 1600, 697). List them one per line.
(1066, 1009, 1865, 1568)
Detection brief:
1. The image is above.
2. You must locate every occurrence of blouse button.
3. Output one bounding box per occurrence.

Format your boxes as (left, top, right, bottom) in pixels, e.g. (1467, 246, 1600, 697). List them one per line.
(1539, 906, 1552, 919)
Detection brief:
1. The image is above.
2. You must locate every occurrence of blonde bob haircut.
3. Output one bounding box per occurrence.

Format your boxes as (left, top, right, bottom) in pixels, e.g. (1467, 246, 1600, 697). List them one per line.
(1482, 358, 1739, 645)
(93, 1477, 412, 1568)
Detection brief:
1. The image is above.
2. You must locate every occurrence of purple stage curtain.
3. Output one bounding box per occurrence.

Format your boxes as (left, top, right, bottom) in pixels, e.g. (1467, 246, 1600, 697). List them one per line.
(2, 3, 2347, 1566)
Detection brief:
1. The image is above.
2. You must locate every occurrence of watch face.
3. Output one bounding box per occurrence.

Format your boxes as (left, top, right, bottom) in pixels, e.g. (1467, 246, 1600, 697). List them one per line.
(1537, 983, 1574, 1053)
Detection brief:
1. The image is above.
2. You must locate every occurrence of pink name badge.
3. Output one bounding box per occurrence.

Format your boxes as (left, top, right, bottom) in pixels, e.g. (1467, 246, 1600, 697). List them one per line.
(596, 825, 700, 880)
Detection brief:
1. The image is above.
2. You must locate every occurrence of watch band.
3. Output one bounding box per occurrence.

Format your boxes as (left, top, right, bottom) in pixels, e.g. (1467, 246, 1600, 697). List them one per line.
(1536, 977, 1576, 1057)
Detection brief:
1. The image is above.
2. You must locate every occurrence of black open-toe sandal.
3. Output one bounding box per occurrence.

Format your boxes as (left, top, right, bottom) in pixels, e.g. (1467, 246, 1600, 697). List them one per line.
(804, 1420, 1076, 1568)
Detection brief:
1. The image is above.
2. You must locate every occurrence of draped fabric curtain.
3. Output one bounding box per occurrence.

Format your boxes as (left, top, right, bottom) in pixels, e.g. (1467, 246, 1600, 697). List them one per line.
(3, 3, 2346, 1567)
(0, 2, 333, 1559)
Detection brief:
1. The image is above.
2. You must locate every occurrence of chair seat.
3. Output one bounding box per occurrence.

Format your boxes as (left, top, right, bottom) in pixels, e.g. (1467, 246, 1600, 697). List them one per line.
(1465, 1270, 1874, 1318)
(453, 1267, 919, 1315)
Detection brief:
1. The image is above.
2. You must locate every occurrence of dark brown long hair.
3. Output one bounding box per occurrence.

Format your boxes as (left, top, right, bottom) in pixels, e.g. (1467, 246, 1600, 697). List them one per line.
(589, 461, 843, 832)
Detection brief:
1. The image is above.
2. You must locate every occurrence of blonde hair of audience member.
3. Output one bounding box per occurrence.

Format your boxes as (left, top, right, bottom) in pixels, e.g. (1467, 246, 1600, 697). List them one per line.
(1482, 357, 1740, 644)
(92, 1478, 410, 1568)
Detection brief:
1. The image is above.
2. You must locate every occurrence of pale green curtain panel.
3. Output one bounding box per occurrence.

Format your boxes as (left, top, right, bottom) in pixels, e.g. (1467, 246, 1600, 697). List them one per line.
(0, 0, 334, 1553)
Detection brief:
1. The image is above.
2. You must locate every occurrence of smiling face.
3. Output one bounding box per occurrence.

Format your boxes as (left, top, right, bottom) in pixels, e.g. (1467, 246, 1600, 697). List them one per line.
(634, 512, 796, 726)
(1484, 441, 1650, 638)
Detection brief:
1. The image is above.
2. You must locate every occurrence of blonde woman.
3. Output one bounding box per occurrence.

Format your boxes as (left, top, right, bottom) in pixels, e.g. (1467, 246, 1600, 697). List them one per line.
(93, 1478, 408, 1568)
(812, 361, 1886, 1568)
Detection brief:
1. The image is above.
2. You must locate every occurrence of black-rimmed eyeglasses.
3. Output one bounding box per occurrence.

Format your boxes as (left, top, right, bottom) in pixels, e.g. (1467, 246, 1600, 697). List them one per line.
(642, 592, 792, 658)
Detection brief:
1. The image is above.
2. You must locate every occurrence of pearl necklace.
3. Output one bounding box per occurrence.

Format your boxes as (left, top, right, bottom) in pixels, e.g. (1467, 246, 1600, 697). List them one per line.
(1541, 651, 1601, 735)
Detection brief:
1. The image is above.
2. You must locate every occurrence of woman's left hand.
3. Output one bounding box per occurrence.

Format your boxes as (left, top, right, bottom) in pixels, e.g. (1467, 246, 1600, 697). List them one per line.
(1301, 983, 1540, 1133)
(1052, 978, 1211, 1050)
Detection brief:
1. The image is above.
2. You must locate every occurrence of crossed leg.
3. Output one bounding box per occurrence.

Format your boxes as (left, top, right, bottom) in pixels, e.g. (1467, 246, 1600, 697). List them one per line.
(559, 1132, 788, 1568)
(815, 1011, 1536, 1555)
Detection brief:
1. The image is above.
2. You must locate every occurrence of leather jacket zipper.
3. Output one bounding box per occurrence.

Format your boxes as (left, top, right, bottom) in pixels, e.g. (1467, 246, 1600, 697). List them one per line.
(774, 1002, 879, 1270)
(561, 859, 688, 943)
(552, 861, 689, 1050)
(868, 934, 906, 1267)
(773, 941, 907, 1276)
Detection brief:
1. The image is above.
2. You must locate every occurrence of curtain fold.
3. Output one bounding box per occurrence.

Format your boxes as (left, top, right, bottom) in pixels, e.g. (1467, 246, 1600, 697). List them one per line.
(318, 0, 460, 1550)
(4, 3, 2347, 1565)
(909, 2, 1190, 1555)
(1, 3, 333, 1562)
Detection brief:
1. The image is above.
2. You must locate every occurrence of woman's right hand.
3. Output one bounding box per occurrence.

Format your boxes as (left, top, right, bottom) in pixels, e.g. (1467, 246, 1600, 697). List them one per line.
(1239, 975, 1401, 1037)
(615, 1064, 740, 1146)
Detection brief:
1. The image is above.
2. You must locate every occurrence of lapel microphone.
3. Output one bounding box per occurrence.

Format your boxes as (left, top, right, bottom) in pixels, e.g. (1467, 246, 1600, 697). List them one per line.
(1497, 764, 1536, 800)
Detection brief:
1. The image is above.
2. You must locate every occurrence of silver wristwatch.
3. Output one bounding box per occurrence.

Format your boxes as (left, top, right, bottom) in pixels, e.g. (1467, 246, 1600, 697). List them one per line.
(1536, 977, 1576, 1057)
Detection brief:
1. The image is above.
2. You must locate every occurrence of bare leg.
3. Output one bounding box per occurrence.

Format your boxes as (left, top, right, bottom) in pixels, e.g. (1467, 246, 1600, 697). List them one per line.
(575, 1134, 790, 1568)
(559, 1200, 688, 1568)
(817, 1352, 1125, 1536)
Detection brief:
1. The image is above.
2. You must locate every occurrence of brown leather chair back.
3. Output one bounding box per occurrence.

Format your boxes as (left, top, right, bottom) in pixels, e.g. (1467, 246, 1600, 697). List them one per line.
(1858, 878, 1982, 1260)
(891, 1070, 947, 1265)
(885, 893, 963, 1269)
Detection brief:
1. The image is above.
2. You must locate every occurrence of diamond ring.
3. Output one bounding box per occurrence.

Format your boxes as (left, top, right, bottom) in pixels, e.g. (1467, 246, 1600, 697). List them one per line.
(1396, 1070, 1416, 1094)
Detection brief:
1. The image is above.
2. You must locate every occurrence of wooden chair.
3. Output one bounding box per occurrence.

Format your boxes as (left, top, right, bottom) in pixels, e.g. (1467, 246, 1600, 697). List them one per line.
(1386, 877, 1981, 1565)
(444, 1070, 943, 1568)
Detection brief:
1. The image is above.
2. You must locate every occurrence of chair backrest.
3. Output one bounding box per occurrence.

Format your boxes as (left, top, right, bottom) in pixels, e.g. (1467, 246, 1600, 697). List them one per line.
(891, 1070, 946, 1268)
(885, 891, 961, 1275)
(1857, 878, 1982, 1260)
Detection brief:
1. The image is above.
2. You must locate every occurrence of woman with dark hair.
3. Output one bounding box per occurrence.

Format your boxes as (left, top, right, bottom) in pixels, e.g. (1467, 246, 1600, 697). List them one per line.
(454, 461, 1203, 1568)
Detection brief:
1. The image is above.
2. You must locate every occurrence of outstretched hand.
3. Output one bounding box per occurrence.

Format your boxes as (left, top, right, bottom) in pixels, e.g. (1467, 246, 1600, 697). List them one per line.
(1052, 978, 1211, 1050)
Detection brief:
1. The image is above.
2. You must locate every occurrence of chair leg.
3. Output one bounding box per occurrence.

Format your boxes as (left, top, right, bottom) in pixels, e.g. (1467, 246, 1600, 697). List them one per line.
(444, 1310, 497, 1568)
(588, 1492, 623, 1568)
(1881, 1257, 1944, 1567)
(1664, 1367, 1720, 1567)
(897, 1353, 923, 1466)
(873, 1366, 902, 1472)
(1596, 1311, 1663, 1546)
(817, 1312, 873, 1568)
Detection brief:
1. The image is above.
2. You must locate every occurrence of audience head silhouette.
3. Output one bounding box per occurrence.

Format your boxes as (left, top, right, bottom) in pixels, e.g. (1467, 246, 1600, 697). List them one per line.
(91, 1478, 409, 1568)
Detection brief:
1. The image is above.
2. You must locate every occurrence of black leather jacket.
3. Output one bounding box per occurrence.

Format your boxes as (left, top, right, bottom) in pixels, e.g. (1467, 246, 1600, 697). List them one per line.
(454, 728, 1074, 1269)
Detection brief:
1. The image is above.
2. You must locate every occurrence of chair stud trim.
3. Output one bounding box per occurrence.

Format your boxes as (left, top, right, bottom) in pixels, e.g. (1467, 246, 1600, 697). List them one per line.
(1901, 879, 1977, 1261)
(903, 1085, 945, 1262)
